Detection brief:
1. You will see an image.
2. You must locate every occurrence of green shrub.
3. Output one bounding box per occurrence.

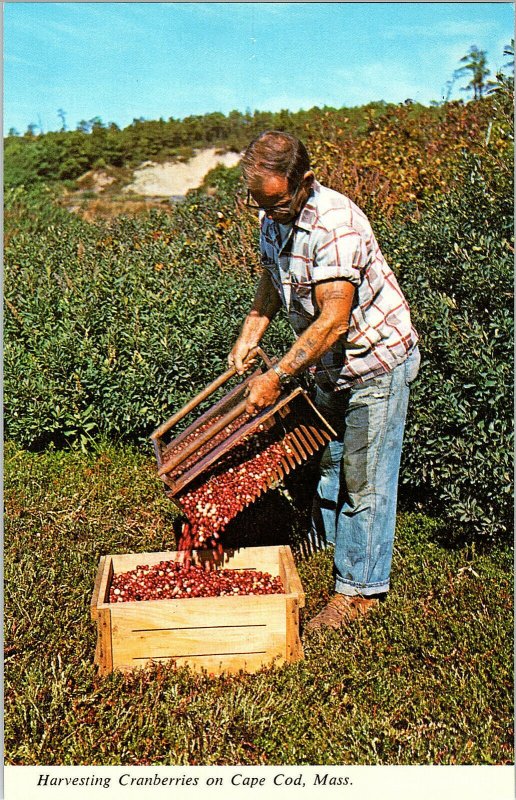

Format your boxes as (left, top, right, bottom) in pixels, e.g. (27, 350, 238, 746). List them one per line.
(4, 185, 294, 450)
(380, 148, 513, 540)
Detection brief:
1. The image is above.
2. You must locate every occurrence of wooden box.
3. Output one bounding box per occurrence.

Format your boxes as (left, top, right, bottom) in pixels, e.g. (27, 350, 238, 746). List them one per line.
(91, 545, 305, 675)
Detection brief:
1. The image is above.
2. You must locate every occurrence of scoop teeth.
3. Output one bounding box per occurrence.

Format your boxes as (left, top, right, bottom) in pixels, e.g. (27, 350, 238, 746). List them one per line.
(284, 432, 303, 464)
(295, 426, 314, 456)
(280, 456, 291, 475)
(308, 425, 327, 447)
(320, 426, 333, 443)
(282, 444, 296, 470)
(289, 430, 308, 461)
(300, 424, 321, 452)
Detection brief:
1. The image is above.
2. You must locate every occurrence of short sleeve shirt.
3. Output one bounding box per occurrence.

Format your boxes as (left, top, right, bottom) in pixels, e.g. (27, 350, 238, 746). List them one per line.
(259, 180, 419, 390)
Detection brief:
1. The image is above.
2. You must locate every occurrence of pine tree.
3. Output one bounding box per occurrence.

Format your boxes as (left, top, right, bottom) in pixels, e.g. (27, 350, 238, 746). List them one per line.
(454, 46, 491, 100)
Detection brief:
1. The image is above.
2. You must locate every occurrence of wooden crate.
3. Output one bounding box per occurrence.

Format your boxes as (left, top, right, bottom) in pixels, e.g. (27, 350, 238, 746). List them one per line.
(91, 545, 305, 675)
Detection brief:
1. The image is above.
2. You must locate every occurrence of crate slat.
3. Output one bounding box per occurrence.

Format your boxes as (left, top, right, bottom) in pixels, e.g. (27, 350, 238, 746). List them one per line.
(96, 607, 113, 676)
(279, 545, 306, 605)
(90, 555, 107, 621)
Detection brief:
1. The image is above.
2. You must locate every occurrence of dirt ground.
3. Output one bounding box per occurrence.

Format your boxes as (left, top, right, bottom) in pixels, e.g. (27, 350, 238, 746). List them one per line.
(123, 148, 241, 197)
(64, 148, 242, 220)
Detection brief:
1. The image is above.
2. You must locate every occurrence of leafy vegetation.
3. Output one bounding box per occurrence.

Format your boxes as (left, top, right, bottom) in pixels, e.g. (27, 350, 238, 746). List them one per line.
(4, 105, 363, 188)
(4, 191, 251, 449)
(380, 149, 513, 539)
(4, 442, 513, 765)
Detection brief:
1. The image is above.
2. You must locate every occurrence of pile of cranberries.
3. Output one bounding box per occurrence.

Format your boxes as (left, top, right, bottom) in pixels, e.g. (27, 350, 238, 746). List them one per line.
(177, 431, 294, 550)
(109, 559, 283, 602)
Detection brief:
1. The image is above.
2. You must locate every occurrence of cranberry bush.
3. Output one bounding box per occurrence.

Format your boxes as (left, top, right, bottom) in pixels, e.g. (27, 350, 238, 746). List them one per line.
(379, 146, 513, 539)
(4, 187, 292, 450)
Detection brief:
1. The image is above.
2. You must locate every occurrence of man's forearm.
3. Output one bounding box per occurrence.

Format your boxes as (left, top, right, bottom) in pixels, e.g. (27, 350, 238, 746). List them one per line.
(237, 270, 281, 347)
(276, 282, 354, 378)
(279, 316, 347, 377)
(244, 280, 354, 412)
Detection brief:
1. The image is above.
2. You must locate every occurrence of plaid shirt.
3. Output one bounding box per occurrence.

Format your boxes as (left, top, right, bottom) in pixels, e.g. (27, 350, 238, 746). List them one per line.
(260, 180, 419, 389)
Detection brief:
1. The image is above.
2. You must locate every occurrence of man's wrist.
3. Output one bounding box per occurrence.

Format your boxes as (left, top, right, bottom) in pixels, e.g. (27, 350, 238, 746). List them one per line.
(270, 363, 292, 386)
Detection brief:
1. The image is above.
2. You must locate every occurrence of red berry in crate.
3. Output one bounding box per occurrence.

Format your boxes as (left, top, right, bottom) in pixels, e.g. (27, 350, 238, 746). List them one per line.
(109, 560, 283, 602)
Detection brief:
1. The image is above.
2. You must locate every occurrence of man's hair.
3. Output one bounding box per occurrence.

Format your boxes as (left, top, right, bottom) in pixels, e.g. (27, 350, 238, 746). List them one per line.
(241, 131, 311, 190)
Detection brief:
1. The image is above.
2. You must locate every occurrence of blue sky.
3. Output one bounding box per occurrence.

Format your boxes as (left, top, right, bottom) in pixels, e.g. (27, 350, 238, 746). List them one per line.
(4, 2, 514, 134)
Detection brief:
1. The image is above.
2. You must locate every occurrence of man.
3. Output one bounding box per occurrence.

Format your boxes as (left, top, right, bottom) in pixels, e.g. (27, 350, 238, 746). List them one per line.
(229, 131, 420, 632)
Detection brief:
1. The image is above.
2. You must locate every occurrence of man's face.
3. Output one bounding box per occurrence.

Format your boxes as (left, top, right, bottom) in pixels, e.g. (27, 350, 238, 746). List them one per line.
(247, 172, 313, 224)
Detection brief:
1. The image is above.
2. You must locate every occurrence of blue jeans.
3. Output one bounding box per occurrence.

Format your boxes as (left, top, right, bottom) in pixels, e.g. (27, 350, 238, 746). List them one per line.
(311, 348, 420, 597)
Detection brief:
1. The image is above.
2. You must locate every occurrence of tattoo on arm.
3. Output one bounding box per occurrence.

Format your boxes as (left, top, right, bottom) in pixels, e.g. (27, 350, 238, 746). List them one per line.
(281, 281, 355, 375)
(289, 348, 307, 368)
(284, 341, 319, 373)
(320, 288, 350, 301)
(316, 281, 355, 302)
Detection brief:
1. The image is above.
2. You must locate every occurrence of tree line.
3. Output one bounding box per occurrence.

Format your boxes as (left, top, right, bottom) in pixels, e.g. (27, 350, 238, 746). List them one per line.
(4, 104, 377, 186)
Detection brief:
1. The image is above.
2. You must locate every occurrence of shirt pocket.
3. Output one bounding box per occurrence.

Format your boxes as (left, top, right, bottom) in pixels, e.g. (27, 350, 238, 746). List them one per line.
(287, 274, 314, 316)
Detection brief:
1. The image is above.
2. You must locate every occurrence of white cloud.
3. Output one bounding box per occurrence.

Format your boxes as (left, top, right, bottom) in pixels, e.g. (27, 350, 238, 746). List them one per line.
(383, 20, 499, 40)
(333, 62, 429, 105)
(4, 53, 40, 69)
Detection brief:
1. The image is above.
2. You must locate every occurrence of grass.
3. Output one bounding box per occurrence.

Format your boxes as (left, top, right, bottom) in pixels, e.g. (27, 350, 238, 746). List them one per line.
(4, 440, 513, 766)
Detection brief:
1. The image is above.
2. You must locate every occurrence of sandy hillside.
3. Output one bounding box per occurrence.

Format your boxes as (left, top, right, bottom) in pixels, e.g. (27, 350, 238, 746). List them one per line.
(123, 148, 241, 197)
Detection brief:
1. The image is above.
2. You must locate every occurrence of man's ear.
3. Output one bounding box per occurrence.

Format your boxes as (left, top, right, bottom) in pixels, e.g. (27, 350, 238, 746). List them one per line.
(303, 170, 315, 187)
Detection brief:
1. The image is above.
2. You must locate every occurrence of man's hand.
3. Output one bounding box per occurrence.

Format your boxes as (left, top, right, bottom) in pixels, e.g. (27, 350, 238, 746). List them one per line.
(229, 271, 281, 373)
(245, 370, 281, 415)
(228, 340, 258, 374)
